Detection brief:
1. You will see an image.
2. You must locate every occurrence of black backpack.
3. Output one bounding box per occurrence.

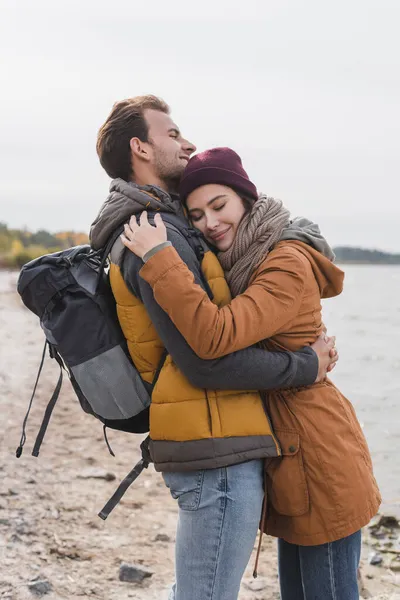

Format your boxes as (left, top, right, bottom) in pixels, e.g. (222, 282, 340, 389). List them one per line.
(16, 215, 206, 519)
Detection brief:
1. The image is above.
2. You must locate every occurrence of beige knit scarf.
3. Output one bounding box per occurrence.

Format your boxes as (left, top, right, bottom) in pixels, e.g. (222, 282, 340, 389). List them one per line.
(218, 194, 291, 297)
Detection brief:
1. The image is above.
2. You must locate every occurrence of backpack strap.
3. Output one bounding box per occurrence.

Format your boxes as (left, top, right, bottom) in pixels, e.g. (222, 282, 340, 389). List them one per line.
(16, 340, 48, 458)
(150, 348, 168, 390)
(95, 225, 127, 293)
(98, 438, 150, 521)
(102, 424, 116, 457)
(16, 342, 66, 459)
(97, 349, 168, 521)
(160, 213, 205, 261)
(31, 347, 66, 457)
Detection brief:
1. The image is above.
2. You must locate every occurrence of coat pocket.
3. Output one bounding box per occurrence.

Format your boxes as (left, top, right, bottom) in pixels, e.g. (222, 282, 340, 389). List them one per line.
(265, 428, 309, 517)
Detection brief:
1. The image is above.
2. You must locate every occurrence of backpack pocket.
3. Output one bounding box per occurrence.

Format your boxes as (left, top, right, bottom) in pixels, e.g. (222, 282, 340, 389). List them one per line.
(265, 428, 309, 517)
(70, 344, 151, 420)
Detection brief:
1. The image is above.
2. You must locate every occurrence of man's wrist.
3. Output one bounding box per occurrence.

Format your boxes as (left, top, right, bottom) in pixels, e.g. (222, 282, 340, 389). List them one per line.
(291, 346, 319, 387)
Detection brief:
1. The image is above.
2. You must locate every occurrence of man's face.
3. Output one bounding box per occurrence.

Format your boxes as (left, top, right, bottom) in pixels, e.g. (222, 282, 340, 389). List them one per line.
(144, 109, 196, 189)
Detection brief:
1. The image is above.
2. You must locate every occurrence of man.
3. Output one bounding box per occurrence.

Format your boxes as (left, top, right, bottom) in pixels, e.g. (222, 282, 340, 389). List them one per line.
(90, 96, 337, 600)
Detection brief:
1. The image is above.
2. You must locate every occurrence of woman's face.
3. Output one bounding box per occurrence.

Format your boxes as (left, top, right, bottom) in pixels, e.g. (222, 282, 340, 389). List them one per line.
(186, 184, 247, 251)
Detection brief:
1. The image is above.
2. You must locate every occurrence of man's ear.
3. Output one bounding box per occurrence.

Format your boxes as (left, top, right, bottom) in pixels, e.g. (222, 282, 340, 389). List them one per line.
(130, 137, 151, 162)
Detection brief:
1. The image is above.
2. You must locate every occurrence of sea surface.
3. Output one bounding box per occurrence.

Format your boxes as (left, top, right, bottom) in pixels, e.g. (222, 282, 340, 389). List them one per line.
(2, 265, 399, 516)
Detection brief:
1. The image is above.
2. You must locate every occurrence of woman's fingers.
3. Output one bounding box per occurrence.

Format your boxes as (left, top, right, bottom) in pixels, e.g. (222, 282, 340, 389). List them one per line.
(129, 214, 139, 230)
(140, 211, 149, 226)
(154, 213, 162, 226)
(121, 211, 167, 258)
(120, 233, 131, 247)
(154, 212, 167, 233)
(124, 212, 148, 243)
(123, 223, 135, 242)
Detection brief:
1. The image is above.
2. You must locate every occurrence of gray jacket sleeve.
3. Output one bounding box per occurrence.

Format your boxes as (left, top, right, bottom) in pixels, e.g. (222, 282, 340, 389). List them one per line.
(121, 228, 318, 390)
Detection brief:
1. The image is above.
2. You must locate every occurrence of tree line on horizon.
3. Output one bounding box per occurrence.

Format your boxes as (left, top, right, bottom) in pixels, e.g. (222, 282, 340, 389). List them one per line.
(0, 223, 399, 268)
(0, 223, 89, 268)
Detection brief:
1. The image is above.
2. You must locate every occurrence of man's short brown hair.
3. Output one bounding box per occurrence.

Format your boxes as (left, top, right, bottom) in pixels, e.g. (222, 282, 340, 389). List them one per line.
(96, 95, 170, 181)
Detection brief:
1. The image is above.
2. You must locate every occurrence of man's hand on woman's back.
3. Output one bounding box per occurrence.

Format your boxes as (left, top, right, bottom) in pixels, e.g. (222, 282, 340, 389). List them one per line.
(312, 334, 338, 382)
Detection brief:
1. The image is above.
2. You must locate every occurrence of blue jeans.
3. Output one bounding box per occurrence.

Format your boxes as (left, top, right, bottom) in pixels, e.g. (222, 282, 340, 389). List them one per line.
(278, 530, 362, 600)
(163, 459, 264, 600)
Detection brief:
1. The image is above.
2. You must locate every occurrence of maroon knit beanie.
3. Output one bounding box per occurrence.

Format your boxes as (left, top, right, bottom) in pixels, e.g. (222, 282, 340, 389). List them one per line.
(179, 147, 258, 202)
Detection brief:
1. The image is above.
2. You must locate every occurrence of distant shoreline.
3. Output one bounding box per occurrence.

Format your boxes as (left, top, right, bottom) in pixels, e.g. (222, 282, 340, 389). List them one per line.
(333, 247, 400, 265)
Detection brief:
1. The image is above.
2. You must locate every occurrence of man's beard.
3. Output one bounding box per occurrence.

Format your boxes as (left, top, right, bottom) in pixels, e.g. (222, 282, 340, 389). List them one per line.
(153, 149, 185, 194)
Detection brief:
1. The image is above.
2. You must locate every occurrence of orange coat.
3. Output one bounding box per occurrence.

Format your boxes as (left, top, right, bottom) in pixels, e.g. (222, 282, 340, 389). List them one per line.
(140, 240, 381, 545)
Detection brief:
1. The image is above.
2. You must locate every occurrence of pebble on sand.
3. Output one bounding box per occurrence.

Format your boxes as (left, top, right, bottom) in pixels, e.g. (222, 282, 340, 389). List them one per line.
(28, 577, 53, 597)
(77, 469, 116, 481)
(119, 563, 153, 584)
(369, 552, 383, 566)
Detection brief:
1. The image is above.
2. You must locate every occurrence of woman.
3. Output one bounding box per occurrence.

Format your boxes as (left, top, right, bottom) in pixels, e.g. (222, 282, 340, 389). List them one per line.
(121, 147, 380, 599)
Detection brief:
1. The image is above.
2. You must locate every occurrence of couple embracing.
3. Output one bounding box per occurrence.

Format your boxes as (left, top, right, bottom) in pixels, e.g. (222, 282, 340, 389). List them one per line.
(90, 95, 380, 600)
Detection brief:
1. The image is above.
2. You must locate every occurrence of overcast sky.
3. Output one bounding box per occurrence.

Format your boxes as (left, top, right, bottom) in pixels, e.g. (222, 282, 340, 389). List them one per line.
(1, 0, 399, 250)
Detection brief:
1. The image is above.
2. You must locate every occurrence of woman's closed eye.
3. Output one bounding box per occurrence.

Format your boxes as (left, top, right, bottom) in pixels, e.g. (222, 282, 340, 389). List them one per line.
(190, 204, 226, 223)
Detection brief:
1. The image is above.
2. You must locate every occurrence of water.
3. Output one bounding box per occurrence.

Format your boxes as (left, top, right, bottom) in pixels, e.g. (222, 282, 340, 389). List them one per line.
(2, 266, 399, 516)
(322, 264, 400, 516)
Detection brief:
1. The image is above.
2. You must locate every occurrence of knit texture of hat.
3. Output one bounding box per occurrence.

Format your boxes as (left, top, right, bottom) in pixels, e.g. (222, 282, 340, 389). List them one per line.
(179, 147, 258, 201)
